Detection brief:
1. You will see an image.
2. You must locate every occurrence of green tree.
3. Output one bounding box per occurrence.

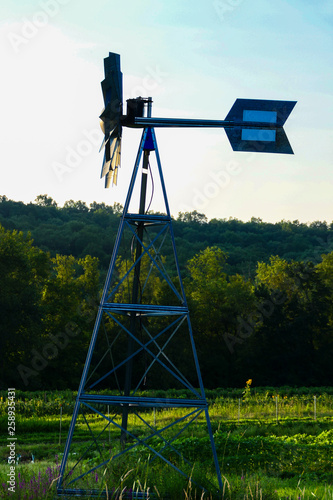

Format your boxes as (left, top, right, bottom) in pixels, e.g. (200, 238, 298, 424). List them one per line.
(37, 254, 100, 388)
(63, 199, 88, 211)
(0, 234, 101, 390)
(177, 211, 208, 224)
(186, 247, 255, 386)
(90, 201, 107, 211)
(0, 225, 50, 388)
(313, 253, 333, 381)
(35, 194, 58, 207)
(187, 247, 255, 334)
(112, 202, 123, 215)
(316, 251, 333, 291)
(242, 257, 332, 385)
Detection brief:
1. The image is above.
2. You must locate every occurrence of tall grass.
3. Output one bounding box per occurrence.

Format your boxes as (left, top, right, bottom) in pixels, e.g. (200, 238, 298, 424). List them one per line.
(1, 388, 333, 499)
(2, 462, 333, 499)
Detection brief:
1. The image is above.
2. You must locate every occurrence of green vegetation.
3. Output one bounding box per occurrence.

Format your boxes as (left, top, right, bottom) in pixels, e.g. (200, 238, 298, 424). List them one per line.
(2, 198, 333, 497)
(1, 195, 333, 276)
(1, 390, 333, 498)
(1, 196, 333, 390)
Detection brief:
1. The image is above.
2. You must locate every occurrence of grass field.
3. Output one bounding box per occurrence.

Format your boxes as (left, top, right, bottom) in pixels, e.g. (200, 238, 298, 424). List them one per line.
(0, 387, 333, 499)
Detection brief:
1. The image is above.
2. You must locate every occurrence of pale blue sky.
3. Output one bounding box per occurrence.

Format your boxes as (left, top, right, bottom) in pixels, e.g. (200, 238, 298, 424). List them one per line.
(0, 0, 332, 222)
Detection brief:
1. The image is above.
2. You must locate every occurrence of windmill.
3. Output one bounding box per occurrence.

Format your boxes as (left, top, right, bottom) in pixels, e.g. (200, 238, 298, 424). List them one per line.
(57, 52, 296, 498)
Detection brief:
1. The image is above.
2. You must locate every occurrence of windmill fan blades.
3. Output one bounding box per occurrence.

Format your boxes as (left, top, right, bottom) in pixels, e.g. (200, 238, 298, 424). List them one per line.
(100, 136, 119, 177)
(99, 52, 123, 187)
(99, 120, 118, 152)
(105, 162, 119, 187)
(105, 161, 119, 188)
(101, 135, 121, 186)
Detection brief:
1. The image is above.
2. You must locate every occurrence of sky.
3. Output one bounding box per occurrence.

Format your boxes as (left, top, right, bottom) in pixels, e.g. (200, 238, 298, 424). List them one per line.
(0, 0, 332, 223)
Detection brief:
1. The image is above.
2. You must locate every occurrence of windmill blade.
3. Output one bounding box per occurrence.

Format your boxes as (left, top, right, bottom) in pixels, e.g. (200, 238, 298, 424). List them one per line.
(99, 52, 123, 187)
(106, 160, 119, 187)
(101, 135, 121, 186)
(101, 53, 122, 111)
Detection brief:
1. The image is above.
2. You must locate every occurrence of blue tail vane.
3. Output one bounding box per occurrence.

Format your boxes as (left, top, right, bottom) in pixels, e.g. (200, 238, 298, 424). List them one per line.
(225, 125, 294, 154)
(225, 98, 297, 126)
(224, 98, 296, 154)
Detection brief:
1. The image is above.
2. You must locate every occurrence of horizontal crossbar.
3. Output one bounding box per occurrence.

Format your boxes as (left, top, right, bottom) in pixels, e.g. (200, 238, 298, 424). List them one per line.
(125, 213, 171, 222)
(79, 394, 208, 408)
(102, 303, 188, 316)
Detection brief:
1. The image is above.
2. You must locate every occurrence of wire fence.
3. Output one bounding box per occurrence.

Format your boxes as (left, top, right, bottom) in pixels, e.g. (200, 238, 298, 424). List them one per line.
(211, 394, 333, 422)
(1, 391, 333, 421)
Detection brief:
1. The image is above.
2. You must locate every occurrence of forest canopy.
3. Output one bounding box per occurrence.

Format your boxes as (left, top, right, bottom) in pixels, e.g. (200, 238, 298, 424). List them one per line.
(1, 195, 333, 390)
(1, 195, 332, 277)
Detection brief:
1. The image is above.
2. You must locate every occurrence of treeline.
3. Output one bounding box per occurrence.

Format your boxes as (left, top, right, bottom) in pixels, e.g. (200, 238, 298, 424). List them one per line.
(1, 195, 333, 390)
(1, 195, 333, 277)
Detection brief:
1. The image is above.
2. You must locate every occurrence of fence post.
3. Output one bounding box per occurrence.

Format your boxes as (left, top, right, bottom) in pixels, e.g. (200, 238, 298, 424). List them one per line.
(314, 396, 317, 421)
(275, 396, 278, 424)
(59, 405, 62, 445)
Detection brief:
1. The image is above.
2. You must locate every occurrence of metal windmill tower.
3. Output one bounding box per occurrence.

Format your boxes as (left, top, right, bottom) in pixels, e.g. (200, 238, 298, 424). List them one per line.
(57, 52, 296, 498)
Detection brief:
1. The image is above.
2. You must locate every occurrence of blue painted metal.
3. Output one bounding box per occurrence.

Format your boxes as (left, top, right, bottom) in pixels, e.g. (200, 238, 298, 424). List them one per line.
(143, 126, 155, 150)
(61, 405, 207, 498)
(225, 98, 296, 126)
(87, 314, 199, 394)
(106, 220, 184, 303)
(98, 312, 203, 394)
(57, 119, 223, 496)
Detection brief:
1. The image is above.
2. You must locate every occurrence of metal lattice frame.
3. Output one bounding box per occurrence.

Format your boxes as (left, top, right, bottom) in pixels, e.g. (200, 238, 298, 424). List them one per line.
(57, 119, 222, 498)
